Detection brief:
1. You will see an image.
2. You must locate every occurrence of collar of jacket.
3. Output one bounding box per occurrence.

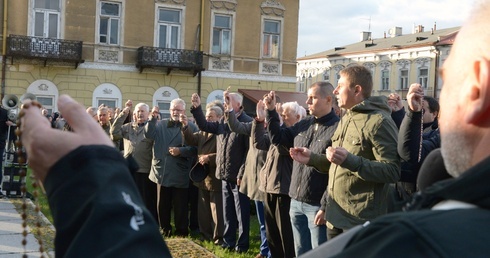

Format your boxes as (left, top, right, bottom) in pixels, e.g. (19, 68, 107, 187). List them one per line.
(313, 109, 340, 127)
(167, 119, 181, 128)
(408, 156, 490, 211)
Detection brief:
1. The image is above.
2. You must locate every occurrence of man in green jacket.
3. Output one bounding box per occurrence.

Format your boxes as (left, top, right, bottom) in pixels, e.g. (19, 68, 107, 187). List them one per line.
(325, 65, 400, 239)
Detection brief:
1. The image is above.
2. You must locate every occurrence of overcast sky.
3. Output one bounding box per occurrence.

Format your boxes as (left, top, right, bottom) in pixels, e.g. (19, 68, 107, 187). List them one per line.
(297, 0, 475, 58)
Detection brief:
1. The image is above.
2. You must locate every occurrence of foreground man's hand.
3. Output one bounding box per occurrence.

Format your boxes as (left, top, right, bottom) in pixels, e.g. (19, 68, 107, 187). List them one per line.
(20, 95, 114, 183)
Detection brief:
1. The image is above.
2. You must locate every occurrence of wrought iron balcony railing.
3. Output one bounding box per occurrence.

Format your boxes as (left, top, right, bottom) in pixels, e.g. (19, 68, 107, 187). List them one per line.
(6, 35, 84, 68)
(136, 46, 204, 75)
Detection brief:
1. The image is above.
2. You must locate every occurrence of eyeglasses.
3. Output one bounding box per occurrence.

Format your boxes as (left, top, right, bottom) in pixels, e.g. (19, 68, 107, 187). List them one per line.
(169, 108, 184, 112)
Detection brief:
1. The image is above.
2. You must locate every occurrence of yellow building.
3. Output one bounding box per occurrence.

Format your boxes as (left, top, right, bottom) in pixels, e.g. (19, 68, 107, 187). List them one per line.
(297, 25, 458, 100)
(0, 0, 299, 117)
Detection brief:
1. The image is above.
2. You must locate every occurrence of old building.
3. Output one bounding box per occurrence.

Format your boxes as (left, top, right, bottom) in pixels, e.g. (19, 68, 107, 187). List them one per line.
(297, 24, 458, 100)
(0, 0, 299, 117)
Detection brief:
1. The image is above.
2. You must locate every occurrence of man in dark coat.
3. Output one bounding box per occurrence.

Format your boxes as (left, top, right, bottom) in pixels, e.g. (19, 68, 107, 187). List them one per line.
(190, 91, 252, 253)
(263, 82, 339, 256)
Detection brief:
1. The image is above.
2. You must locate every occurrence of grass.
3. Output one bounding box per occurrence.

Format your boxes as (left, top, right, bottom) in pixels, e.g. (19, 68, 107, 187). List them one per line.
(18, 169, 262, 258)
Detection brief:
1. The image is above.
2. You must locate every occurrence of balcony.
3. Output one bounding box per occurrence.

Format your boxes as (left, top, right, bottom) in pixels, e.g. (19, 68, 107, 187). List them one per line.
(6, 35, 84, 68)
(136, 46, 204, 76)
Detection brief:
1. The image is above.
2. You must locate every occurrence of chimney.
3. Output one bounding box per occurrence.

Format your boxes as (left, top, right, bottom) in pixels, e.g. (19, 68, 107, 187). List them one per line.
(360, 31, 371, 41)
(389, 27, 402, 37)
(433, 22, 437, 32)
(415, 25, 424, 33)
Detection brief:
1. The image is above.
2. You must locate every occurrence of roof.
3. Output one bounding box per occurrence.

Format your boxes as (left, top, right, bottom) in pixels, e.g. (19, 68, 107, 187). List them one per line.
(298, 27, 460, 60)
(238, 89, 307, 109)
(436, 31, 458, 46)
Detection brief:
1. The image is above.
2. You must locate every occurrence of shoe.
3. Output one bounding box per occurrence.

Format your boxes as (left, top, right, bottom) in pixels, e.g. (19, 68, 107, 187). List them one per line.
(220, 243, 234, 251)
(235, 247, 248, 253)
(214, 239, 224, 246)
(159, 228, 172, 237)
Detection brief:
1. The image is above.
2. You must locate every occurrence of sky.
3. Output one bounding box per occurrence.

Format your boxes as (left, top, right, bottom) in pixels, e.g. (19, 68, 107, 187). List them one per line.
(297, 0, 475, 58)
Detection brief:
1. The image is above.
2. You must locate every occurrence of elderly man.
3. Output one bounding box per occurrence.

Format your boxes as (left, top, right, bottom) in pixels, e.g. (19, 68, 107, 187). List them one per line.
(181, 101, 225, 246)
(111, 100, 157, 220)
(145, 98, 198, 237)
(190, 91, 253, 253)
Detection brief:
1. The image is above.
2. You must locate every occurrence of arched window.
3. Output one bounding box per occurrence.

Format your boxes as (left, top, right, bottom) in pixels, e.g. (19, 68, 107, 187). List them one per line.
(27, 79, 59, 114)
(153, 86, 180, 119)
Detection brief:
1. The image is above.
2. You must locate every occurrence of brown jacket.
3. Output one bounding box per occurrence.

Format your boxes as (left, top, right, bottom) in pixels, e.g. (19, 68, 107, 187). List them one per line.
(182, 125, 221, 191)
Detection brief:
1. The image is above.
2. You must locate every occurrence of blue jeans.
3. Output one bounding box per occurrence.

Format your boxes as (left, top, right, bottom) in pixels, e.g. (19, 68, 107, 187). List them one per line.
(255, 200, 271, 257)
(289, 199, 327, 256)
(222, 180, 250, 252)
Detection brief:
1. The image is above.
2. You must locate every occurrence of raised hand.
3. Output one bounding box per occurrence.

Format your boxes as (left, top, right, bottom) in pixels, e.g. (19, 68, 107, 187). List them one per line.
(263, 91, 276, 111)
(387, 93, 403, 112)
(407, 83, 424, 112)
(256, 100, 266, 122)
(191, 93, 201, 108)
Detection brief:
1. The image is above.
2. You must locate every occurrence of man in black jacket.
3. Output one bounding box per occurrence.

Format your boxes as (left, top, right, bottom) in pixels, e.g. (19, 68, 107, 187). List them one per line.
(18, 95, 171, 257)
(190, 91, 253, 253)
(302, 2, 490, 256)
(263, 82, 339, 256)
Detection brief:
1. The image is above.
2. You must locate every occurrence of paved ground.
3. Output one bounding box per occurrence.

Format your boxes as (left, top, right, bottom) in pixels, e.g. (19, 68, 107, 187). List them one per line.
(0, 195, 53, 257)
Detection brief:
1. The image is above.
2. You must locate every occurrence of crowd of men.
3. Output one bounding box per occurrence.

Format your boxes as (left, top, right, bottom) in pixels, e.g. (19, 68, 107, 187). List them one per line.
(9, 1, 490, 256)
(34, 63, 441, 257)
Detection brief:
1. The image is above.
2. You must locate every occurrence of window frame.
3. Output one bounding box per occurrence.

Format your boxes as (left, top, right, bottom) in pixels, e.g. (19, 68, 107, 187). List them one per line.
(399, 69, 409, 90)
(36, 96, 55, 115)
(98, 1, 122, 45)
(381, 69, 390, 90)
(418, 67, 429, 89)
(211, 14, 232, 55)
(262, 19, 281, 59)
(31, 0, 61, 38)
(157, 101, 171, 119)
(156, 7, 182, 49)
(323, 70, 330, 82)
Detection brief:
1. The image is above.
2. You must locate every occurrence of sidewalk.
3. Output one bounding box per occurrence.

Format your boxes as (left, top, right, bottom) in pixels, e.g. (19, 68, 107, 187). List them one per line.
(0, 195, 53, 257)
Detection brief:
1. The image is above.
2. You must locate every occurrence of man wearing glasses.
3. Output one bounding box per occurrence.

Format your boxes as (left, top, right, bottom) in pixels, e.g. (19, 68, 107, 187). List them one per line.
(145, 98, 198, 237)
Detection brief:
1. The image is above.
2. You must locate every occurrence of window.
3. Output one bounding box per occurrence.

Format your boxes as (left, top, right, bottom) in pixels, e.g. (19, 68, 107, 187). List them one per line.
(263, 20, 280, 58)
(33, 0, 60, 38)
(37, 96, 55, 114)
(157, 101, 171, 119)
(158, 8, 181, 49)
(400, 69, 409, 89)
(323, 71, 330, 81)
(99, 1, 121, 45)
(418, 68, 429, 88)
(212, 14, 231, 55)
(381, 70, 390, 90)
(97, 99, 117, 109)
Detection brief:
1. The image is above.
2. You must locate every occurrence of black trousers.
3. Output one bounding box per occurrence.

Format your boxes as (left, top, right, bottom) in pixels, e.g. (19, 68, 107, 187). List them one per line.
(157, 185, 189, 237)
(132, 172, 158, 221)
(264, 193, 295, 258)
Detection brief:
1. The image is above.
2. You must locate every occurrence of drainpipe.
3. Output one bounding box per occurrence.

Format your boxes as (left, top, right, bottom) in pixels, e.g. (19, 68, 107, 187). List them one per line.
(197, 0, 204, 97)
(1, 0, 8, 101)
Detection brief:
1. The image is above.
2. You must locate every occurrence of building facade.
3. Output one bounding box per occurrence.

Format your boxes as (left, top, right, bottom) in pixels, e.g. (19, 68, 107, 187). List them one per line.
(297, 25, 458, 100)
(0, 0, 299, 117)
